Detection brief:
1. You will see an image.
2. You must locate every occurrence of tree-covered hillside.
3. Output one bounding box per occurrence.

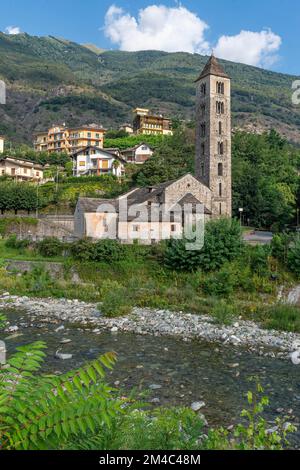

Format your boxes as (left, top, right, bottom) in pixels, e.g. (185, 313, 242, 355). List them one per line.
(0, 32, 299, 145)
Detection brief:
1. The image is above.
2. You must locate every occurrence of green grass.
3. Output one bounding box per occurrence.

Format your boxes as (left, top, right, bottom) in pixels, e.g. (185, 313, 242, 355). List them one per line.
(1, 237, 300, 333)
(0, 238, 64, 263)
(260, 304, 300, 332)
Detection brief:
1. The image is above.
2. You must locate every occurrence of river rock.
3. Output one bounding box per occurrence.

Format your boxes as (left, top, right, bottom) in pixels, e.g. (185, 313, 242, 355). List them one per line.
(149, 384, 162, 390)
(191, 401, 206, 412)
(55, 350, 73, 360)
(55, 325, 65, 332)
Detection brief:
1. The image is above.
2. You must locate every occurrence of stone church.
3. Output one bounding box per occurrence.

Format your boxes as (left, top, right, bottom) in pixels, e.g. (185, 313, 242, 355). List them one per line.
(74, 54, 232, 242)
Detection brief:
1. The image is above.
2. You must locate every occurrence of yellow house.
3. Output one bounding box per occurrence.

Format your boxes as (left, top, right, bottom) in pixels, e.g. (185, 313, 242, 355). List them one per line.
(33, 124, 106, 154)
(133, 108, 173, 136)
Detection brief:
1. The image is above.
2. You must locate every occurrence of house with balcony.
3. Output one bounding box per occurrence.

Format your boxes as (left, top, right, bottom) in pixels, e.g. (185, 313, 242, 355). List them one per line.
(33, 124, 106, 154)
(0, 156, 44, 182)
(133, 108, 173, 136)
(121, 143, 154, 164)
(73, 146, 126, 177)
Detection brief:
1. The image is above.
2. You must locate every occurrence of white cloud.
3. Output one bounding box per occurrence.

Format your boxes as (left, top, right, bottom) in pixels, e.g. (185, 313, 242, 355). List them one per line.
(214, 29, 282, 67)
(5, 26, 22, 35)
(104, 4, 282, 69)
(104, 4, 210, 54)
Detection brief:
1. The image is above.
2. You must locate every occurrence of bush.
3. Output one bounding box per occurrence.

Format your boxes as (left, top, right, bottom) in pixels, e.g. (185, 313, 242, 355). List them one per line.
(69, 238, 96, 261)
(70, 239, 126, 263)
(93, 240, 125, 263)
(271, 233, 292, 264)
(36, 237, 64, 257)
(248, 245, 271, 276)
(287, 238, 300, 276)
(203, 268, 237, 297)
(99, 280, 132, 318)
(262, 304, 300, 332)
(211, 300, 237, 325)
(164, 218, 243, 272)
(5, 234, 30, 250)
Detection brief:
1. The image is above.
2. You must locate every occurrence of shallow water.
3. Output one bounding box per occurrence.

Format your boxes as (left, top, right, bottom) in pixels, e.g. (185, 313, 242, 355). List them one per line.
(2, 309, 300, 446)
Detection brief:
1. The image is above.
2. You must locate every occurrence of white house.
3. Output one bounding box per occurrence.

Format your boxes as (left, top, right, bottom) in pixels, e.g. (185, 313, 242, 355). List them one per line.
(0, 136, 4, 154)
(121, 143, 154, 164)
(0, 156, 44, 182)
(73, 146, 126, 177)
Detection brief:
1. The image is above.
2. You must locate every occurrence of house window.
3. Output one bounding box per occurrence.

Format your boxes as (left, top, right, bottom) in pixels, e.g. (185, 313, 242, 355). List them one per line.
(87, 132, 92, 138)
(171, 225, 176, 232)
(201, 143, 205, 156)
(219, 121, 222, 135)
(219, 203, 222, 215)
(11, 168, 16, 176)
(218, 163, 223, 177)
(133, 225, 140, 232)
(219, 183, 222, 197)
(36, 172, 39, 177)
(24, 168, 27, 174)
(200, 83, 206, 96)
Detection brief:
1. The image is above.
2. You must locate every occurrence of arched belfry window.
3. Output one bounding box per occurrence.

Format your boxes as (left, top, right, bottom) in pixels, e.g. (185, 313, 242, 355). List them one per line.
(216, 101, 225, 114)
(201, 83, 206, 96)
(217, 82, 225, 94)
(218, 163, 223, 176)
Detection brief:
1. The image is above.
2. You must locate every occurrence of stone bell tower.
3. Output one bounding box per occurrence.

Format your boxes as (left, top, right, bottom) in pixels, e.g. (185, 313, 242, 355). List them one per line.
(195, 54, 232, 218)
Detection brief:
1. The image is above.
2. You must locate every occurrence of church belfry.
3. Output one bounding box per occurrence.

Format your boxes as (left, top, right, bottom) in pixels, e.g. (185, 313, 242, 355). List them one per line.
(195, 54, 232, 218)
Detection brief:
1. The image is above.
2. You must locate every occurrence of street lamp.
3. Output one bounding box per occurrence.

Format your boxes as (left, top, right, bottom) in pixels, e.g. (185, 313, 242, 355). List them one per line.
(239, 208, 244, 226)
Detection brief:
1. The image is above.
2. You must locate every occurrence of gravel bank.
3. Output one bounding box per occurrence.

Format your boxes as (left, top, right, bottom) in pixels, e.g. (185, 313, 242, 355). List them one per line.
(0, 293, 298, 360)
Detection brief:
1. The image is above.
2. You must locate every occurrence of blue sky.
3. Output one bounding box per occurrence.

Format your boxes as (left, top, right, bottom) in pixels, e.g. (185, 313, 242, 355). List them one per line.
(0, 0, 299, 75)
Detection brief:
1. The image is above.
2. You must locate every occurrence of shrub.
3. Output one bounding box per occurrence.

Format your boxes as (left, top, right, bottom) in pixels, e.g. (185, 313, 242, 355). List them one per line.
(93, 240, 125, 263)
(0, 343, 119, 450)
(36, 237, 64, 257)
(99, 281, 132, 318)
(202, 268, 237, 297)
(23, 266, 55, 293)
(69, 238, 95, 261)
(271, 233, 293, 264)
(262, 304, 300, 332)
(70, 239, 126, 263)
(287, 238, 300, 276)
(5, 234, 30, 250)
(164, 218, 243, 272)
(248, 245, 271, 276)
(211, 300, 237, 325)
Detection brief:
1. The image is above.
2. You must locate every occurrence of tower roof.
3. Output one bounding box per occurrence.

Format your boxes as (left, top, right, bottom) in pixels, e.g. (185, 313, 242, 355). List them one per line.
(195, 54, 230, 82)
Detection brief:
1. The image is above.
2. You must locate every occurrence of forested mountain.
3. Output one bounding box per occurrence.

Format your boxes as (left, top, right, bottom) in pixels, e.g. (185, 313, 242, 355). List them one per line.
(0, 32, 299, 145)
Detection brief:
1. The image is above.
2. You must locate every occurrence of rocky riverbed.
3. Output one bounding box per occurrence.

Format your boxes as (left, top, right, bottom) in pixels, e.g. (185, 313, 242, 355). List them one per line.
(0, 293, 299, 360)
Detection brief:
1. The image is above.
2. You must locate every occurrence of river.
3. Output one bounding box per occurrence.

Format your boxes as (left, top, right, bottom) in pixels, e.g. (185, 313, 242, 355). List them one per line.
(2, 308, 300, 447)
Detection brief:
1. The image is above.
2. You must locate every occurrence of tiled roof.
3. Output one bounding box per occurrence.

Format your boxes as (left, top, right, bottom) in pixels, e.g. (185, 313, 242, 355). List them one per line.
(196, 54, 230, 82)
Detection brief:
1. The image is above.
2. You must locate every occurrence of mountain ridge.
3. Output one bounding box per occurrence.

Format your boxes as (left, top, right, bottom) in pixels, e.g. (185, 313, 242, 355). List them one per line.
(0, 32, 299, 146)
